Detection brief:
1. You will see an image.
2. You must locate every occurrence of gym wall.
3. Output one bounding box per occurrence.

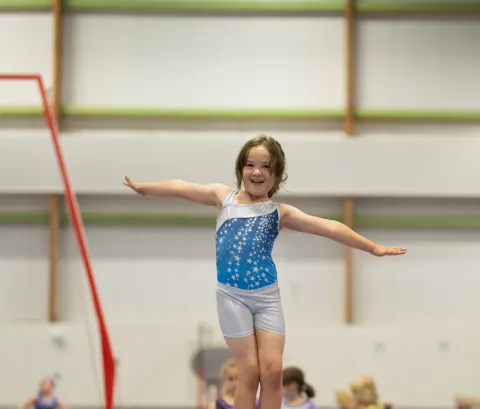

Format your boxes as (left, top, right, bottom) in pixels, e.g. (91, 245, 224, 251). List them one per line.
(1, 2, 479, 409)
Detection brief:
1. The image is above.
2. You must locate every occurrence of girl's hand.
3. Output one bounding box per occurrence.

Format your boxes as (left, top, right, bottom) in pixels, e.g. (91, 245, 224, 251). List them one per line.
(371, 246, 406, 257)
(123, 176, 146, 195)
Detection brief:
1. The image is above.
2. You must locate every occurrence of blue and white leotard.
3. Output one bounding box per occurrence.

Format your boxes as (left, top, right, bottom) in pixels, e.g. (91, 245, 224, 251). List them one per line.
(215, 189, 285, 338)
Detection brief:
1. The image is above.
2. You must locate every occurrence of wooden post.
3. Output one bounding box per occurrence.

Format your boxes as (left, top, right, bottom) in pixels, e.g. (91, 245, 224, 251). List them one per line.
(52, 0, 63, 120)
(343, 0, 356, 324)
(48, 195, 60, 321)
(343, 198, 355, 324)
(48, 0, 63, 322)
(344, 0, 355, 136)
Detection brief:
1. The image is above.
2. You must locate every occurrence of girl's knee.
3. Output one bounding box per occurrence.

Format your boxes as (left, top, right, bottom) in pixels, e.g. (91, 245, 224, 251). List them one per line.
(239, 362, 260, 388)
(260, 360, 283, 387)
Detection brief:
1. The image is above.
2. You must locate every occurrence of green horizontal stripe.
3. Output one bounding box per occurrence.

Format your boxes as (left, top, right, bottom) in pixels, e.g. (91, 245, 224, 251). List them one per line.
(2, 212, 480, 229)
(0, 106, 44, 116)
(66, 0, 344, 12)
(0, 213, 50, 225)
(2, 106, 480, 120)
(356, 215, 480, 230)
(357, 109, 480, 120)
(357, 1, 480, 13)
(71, 213, 218, 227)
(0, 0, 51, 9)
(72, 212, 342, 226)
(63, 106, 344, 119)
(2, 0, 479, 12)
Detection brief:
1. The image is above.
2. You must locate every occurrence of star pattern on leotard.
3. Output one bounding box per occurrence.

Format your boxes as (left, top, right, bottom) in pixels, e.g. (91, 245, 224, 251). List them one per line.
(216, 211, 279, 290)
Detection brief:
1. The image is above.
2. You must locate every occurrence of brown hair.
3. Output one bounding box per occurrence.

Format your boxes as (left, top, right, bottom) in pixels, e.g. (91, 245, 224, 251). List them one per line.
(234, 134, 287, 198)
(282, 366, 315, 399)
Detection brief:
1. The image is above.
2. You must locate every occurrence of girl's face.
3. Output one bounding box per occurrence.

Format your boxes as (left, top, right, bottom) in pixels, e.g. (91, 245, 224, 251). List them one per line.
(350, 382, 365, 405)
(351, 387, 360, 404)
(39, 378, 54, 395)
(282, 381, 299, 401)
(242, 145, 276, 200)
(223, 367, 238, 395)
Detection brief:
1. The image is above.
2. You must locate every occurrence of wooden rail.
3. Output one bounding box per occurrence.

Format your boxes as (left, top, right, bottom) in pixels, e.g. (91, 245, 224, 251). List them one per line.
(47, 0, 64, 322)
(343, 0, 356, 324)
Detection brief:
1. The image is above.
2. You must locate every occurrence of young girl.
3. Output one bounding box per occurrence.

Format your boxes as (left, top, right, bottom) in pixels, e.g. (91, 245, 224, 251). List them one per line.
(19, 377, 67, 409)
(209, 358, 259, 409)
(336, 375, 390, 409)
(282, 366, 317, 409)
(209, 358, 238, 409)
(123, 135, 406, 409)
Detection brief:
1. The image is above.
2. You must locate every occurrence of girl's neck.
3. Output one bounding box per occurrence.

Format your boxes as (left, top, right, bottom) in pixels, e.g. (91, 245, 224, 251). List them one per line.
(238, 189, 269, 204)
(286, 394, 307, 407)
(221, 392, 235, 405)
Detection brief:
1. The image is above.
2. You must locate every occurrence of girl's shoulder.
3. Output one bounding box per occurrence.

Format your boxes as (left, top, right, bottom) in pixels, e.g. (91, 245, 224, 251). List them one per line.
(281, 398, 318, 409)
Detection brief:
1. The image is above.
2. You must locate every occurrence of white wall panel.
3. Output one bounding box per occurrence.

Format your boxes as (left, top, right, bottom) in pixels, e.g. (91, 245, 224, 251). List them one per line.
(3, 194, 480, 327)
(57, 224, 344, 325)
(0, 197, 48, 322)
(354, 229, 480, 324)
(63, 15, 345, 109)
(56, 223, 480, 326)
(2, 323, 480, 407)
(1, 129, 480, 197)
(1, 10, 480, 409)
(0, 226, 49, 322)
(0, 13, 53, 106)
(357, 18, 480, 109)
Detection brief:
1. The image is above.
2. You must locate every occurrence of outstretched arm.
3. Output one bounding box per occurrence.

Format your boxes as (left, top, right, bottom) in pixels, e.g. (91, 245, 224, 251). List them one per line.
(19, 397, 35, 409)
(123, 176, 231, 208)
(279, 204, 406, 256)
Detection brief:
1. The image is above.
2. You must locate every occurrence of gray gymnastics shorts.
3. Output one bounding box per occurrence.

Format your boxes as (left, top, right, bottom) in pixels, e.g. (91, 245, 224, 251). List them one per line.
(216, 282, 285, 339)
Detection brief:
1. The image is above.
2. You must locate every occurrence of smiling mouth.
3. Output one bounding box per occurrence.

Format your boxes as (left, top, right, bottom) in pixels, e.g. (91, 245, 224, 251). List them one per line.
(251, 179, 264, 186)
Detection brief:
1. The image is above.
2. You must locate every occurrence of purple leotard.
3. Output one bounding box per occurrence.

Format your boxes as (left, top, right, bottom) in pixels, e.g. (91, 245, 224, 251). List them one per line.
(281, 398, 317, 409)
(216, 398, 259, 409)
(34, 396, 58, 409)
